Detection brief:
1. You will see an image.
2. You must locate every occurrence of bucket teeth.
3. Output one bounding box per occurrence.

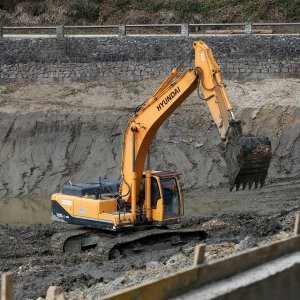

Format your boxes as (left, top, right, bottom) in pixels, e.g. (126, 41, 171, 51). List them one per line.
(230, 180, 258, 191)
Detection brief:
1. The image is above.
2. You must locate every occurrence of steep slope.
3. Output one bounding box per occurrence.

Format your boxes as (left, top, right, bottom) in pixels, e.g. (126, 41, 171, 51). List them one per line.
(0, 0, 299, 26)
(0, 78, 299, 197)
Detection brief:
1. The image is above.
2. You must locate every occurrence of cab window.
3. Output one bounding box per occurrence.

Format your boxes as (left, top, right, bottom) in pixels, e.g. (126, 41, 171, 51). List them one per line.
(139, 177, 145, 202)
(160, 177, 180, 218)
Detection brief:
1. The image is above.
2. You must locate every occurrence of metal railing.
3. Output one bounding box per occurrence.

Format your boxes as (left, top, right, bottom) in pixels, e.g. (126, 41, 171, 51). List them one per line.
(0, 22, 299, 37)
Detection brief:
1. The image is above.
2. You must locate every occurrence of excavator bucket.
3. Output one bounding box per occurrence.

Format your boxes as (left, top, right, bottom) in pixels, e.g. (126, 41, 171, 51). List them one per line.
(225, 134, 272, 191)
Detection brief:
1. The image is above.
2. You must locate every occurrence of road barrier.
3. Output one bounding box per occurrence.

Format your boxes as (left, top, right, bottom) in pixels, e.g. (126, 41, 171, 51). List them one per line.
(0, 22, 299, 38)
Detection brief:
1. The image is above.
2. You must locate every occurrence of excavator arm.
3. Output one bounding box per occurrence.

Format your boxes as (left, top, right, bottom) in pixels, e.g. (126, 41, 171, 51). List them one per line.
(120, 41, 271, 210)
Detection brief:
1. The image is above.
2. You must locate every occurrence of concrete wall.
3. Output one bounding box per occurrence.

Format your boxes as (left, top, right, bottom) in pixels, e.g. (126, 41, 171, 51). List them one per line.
(0, 35, 299, 83)
(213, 264, 300, 300)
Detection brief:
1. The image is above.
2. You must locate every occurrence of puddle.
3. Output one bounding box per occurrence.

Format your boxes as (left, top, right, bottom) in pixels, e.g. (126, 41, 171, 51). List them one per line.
(0, 192, 236, 225)
(0, 197, 51, 226)
(0, 193, 207, 226)
(1, 180, 299, 225)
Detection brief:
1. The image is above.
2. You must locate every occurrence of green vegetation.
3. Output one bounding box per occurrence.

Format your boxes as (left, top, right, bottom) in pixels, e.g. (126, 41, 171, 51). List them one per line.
(0, 0, 298, 25)
(0, 87, 15, 94)
(141, 0, 218, 19)
(66, 0, 100, 22)
(141, 0, 300, 21)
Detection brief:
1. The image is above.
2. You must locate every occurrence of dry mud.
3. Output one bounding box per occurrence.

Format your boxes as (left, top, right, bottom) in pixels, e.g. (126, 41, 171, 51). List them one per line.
(0, 78, 299, 299)
(0, 78, 299, 197)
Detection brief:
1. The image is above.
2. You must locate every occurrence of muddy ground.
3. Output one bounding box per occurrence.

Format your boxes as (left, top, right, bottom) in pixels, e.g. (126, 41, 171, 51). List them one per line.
(0, 178, 299, 299)
(0, 194, 297, 299)
(0, 78, 299, 299)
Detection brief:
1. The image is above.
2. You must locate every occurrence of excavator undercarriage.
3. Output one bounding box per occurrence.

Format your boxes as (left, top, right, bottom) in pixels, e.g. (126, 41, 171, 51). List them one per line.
(51, 226, 207, 261)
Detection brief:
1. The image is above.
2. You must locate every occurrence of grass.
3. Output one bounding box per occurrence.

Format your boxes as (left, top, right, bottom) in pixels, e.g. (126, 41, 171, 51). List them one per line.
(141, 0, 300, 21)
(66, 0, 100, 22)
(0, 87, 15, 94)
(60, 86, 86, 99)
(0, 0, 299, 26)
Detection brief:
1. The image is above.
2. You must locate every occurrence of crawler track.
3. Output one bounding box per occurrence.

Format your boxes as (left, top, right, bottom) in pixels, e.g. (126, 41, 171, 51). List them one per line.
(51, 227, 207, 261)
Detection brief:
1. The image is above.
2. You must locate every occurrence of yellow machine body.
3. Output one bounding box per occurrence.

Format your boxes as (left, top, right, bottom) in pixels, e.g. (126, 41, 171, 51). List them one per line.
(51, 172, 183, 231)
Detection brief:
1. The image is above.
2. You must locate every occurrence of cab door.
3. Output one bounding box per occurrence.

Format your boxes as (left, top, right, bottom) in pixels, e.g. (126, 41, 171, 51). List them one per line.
(150, 177, 164, 222)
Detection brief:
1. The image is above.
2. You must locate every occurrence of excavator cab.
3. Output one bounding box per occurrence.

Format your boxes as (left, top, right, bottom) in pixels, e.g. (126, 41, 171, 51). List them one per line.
(160, 177, 181, 218)
(140, 171, 183, 226)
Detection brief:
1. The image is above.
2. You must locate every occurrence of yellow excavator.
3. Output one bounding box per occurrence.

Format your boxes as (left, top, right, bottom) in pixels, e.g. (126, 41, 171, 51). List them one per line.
(51, 41, 271, 259)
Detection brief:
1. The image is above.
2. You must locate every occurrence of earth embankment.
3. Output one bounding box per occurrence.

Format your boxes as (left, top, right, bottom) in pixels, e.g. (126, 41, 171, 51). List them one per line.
(0, 78, 299, 197)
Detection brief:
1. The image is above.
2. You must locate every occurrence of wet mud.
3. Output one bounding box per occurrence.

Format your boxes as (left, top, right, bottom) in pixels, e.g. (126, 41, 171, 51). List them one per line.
(0, 180, 299, 299)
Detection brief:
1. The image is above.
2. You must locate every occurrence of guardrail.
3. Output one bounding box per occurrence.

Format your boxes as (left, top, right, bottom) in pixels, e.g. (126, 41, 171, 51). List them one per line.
(0, 22, 299, 37)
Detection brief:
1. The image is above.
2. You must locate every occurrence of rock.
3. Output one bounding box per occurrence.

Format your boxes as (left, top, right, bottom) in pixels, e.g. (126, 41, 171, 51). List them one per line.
(181, 241, 197, 257)
(46, 286, 66, 300)
(75, 293, 85, 300)
(165, 254, 183, 266)
(235, 235, 257, 252)
(68, 291, 86, 300)
(113, 276, 126, 285)
(195, 143, 204, 148)
(181, 246, 194, 257)
(145, 261, 160, 269)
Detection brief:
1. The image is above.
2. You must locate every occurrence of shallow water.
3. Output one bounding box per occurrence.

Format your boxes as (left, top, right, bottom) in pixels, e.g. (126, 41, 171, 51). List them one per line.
(1, 180, 299, 225)
(0, 197, 51, 226)
(0, 193, 204, 225)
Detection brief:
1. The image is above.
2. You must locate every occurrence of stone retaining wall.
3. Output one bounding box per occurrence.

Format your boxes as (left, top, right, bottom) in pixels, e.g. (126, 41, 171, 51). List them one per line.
(0, 35, 299, 83)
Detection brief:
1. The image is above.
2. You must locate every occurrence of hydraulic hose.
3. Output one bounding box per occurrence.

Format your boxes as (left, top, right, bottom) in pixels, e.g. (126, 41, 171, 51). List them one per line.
(119, 175, 130, 198)
(196, 71, 215, 101)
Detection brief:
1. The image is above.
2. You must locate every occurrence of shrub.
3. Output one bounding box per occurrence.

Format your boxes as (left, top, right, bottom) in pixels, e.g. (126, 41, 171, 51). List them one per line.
(66, 0, 100, 21)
